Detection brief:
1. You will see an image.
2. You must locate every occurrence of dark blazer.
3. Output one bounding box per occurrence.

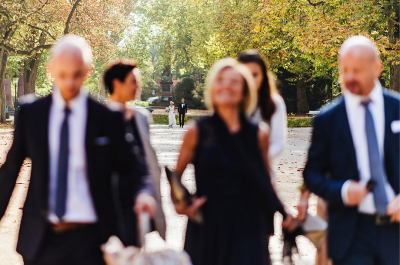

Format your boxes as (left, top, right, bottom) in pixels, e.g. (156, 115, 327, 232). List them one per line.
(0, 96, 153, 260)
(178, 103, 187, 114)
(303, 90, 400, 260)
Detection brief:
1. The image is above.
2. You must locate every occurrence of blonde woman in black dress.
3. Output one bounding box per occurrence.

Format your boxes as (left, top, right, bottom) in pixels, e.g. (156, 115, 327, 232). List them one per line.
(172, 58, 295, 265)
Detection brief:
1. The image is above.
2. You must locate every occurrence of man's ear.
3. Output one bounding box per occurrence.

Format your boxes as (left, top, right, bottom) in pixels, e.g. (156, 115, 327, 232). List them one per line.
(375, 60, 383, 80)
(47, 61, 53, 77)
(112, 79, 120, 92)
(85, 65, 93, 77)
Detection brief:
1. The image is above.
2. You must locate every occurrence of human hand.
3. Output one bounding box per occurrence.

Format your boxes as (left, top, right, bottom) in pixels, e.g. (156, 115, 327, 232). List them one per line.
(346, 181, 368, 206)
(282, 213, 298, 232)
(386, 195, 400, 223)
(297, 196, 309, 222)
(175, 196, 207, 219)
(134, 193, 157, 218)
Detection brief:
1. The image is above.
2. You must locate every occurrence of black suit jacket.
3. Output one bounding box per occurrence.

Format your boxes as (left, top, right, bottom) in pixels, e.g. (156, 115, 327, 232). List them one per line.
(178, 103, 187, 114)
(0, 96, 153, 260)
(303, 90, 400, 260)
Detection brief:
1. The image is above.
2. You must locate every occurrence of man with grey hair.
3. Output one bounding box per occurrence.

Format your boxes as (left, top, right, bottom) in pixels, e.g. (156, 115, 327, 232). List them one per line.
(303, 35, 399, 265)
(0, 34, 157, 265)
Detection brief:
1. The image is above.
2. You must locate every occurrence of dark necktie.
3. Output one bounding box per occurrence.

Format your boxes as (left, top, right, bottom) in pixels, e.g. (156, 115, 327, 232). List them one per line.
(362, 101, 388, 215)
(55, 107, 71, 220)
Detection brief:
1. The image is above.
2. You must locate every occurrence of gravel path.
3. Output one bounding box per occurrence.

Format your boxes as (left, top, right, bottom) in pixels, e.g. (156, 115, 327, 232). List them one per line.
(0, 125, 318, 265)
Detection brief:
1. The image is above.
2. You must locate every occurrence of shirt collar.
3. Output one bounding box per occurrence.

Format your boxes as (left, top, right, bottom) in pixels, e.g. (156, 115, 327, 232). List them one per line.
(52, 87, 88, 112)
(107, 99, 125, 112)
(107, 99, 136, 120)
(344, 79, 383, 108)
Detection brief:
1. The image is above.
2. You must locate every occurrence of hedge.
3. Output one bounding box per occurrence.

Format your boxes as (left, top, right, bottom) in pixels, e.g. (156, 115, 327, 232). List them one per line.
(126, 101, 150, 107)
(287, 117, 313, 127)
(152, 114, 313, 127)
(152, 114, 204, 125)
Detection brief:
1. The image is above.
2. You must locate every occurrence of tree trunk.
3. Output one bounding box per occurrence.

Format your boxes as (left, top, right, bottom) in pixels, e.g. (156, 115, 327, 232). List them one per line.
(0, 48, 9, 123)
(23, 53, 43, 95)
(390, 62, 400, 92)
(23, 33, 46, 95)
(296, 79, 309, 114)
(98, 77, 106, 98)
(386, 3, 399, 91)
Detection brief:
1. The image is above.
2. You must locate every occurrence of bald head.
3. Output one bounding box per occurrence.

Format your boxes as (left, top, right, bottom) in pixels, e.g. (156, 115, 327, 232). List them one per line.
(339, 36, 382, 96)
(340, 36, 380, 61)
(50, 34, 93, 67)
(48, 35, 93, 102)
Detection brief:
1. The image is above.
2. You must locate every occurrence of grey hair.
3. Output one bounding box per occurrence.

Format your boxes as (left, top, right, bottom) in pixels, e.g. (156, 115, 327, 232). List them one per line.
(339, 36, 380, 61)
(50, 34, 93, 66)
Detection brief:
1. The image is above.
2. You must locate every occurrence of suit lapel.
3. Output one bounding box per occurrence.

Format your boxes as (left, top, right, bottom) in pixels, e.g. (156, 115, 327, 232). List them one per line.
(85, 98, 97, 187)
(135, 114, 149, 144)
(382, 92, 398, 192)
(383, 92, 393, 162)
(39, 96, 52, 210)
(337, 98, 359, 180)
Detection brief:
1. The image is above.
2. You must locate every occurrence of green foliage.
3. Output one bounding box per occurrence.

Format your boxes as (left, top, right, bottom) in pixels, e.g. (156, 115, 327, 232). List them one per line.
(151, 114, 313, 127)
(152, 114, 206, 125)
(121, 0, 398, 113)
(287, 117, 313, 127)
(141, 79, 159, 101)
(134, 101, 150, 107)
(35, 50, 52, 97)
(191, 81, 206, 109)
(174, 77, 195, 102)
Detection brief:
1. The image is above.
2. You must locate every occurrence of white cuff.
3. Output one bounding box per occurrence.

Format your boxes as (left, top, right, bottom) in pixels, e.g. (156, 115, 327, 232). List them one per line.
(341, 180, 351, 205)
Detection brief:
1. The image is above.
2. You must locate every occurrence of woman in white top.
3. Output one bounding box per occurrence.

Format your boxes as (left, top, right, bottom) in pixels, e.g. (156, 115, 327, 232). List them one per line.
(168, 101, 176, 128)
(238, 50, 287, 256)
(238, 50, 287, 160)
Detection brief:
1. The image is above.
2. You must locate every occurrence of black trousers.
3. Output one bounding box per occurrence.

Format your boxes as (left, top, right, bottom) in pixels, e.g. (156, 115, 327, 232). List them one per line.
(24, 224, 105, 265)
(179, 113, 185, 127)
(333, 214, 399, 265)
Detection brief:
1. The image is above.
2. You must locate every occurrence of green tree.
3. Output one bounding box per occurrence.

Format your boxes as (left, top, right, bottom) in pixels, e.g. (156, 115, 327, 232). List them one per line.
(174, 77, 195, 103)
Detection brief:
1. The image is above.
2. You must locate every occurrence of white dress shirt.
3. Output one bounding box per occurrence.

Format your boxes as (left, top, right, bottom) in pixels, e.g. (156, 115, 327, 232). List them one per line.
(269, 94, 287, 159)
(48, 88, 97, 223)
(341, 80, 395, 214)
(249, 93, 287, 159)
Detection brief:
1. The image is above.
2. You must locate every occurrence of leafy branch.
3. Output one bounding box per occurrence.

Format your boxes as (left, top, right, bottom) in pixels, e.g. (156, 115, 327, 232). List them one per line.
(0, 43, 51, 56)
(306, 0, 325, 7)
(64, 0, 83, 34)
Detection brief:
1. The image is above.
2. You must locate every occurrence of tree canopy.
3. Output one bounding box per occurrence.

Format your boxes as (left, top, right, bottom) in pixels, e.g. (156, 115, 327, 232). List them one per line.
(0, 0, 398, 121)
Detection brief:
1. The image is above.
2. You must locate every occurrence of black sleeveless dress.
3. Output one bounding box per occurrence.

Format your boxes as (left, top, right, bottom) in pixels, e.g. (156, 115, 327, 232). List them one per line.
(184, 113, 286, 265)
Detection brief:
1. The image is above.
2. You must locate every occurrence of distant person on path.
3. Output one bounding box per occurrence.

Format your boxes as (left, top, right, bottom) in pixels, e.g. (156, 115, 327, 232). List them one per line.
(178, 98, 188, 128)
(0, 35, 157, 265)
(173, 58, 295, 265)
(303, 36, 400, 265)
(104, 59, 166, 244)
(168, 101, 176, 128)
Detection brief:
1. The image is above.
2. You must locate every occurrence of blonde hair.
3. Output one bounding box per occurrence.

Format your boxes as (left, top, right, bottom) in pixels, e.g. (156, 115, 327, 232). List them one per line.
(204, 57, 257, 114)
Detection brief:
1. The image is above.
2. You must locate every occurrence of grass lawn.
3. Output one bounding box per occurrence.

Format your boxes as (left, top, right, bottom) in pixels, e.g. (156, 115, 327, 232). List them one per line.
(0, 123, 13, 129)
(152, 114, 313, 127)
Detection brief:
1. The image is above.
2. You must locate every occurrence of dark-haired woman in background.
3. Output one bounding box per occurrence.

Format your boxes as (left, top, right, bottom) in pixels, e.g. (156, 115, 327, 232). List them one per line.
(238, 50, 287, 160)
(103, 59, 166, 246)
(238, 50, 288, 256)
